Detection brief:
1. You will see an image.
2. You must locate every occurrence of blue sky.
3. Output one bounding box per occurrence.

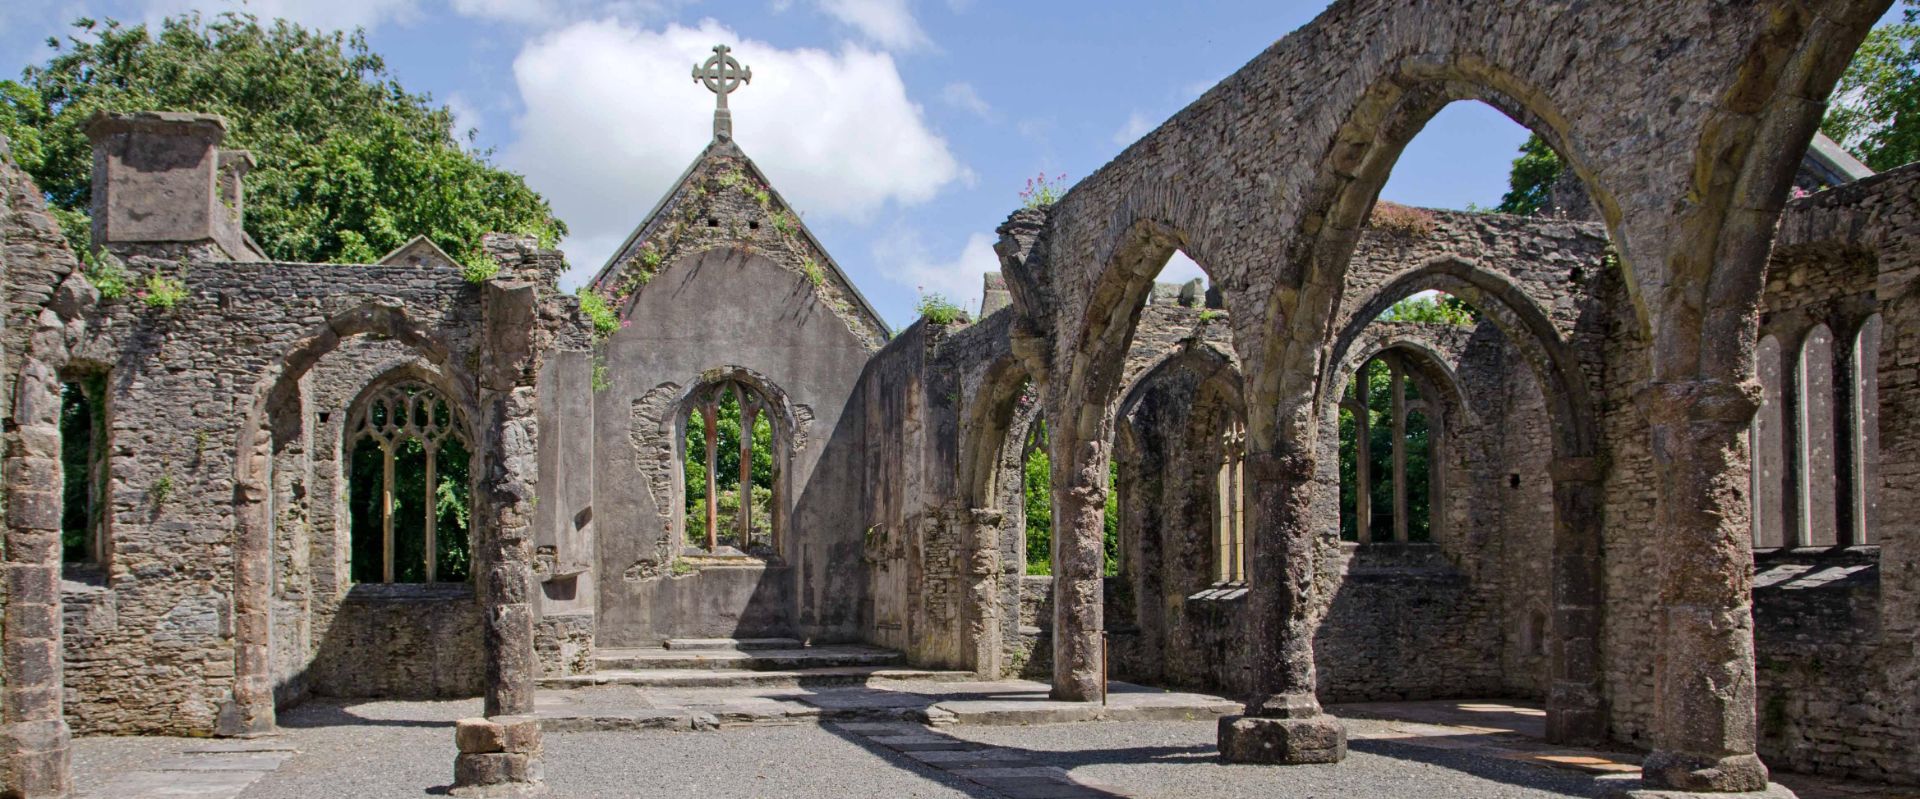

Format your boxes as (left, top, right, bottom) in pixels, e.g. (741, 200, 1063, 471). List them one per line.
(2, 1, 1901, 329)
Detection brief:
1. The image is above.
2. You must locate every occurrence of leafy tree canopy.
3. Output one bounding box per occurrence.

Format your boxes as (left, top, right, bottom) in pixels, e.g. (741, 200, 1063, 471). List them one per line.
(1378, 292, 1478, 327)
(0, 13, 564, 265)
(1823, 1, 1920, 172)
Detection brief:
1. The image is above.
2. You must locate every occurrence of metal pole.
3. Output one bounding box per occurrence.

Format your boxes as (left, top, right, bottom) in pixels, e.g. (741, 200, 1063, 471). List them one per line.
(1101, 631, 1109, 706)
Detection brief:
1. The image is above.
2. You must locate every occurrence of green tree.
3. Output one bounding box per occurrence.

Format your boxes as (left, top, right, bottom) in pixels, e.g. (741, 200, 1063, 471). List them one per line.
(1495, 134, 1564, 216)
(1822, 1, 1920, 171)
(1377, 292, 1478, 326)
(1019, 417, 1120, 577)
(0, 13, 563, 264)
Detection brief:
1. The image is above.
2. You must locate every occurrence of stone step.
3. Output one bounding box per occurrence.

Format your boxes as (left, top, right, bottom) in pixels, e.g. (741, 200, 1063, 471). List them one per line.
(593, 645, 904, 672)
(540, 665, 974, 690)
(664, 637, 803, 651)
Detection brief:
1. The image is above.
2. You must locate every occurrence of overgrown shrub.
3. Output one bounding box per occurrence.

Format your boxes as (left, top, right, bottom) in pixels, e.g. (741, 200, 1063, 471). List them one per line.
(1368, 201, 1436, 238)
(577, 289, 619, 338)
(916, 292, 964, 325)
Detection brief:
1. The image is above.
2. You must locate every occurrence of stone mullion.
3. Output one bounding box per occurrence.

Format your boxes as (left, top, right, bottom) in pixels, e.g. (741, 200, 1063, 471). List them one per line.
(424, 439, 439, 583)
(381, 439, 397, 584)
(738, 393, 757, 549)
(1391, 360, 1407, 543)
(703, 399, 719, 552)
(1634, 379, 1770, 792)
(1215, 446, 1233, 583)
(1350, 364, 1373, 543)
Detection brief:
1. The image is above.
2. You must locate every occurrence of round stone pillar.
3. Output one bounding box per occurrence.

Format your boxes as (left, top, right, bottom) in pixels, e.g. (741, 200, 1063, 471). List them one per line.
(1627, 379, 1785, 796)
(1049, 435, 1107, 702)
(1217, 449, 1346, 765)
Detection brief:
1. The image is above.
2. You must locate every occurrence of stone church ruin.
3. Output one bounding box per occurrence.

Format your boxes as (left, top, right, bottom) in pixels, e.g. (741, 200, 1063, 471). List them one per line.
(1, 2, 1917, 797)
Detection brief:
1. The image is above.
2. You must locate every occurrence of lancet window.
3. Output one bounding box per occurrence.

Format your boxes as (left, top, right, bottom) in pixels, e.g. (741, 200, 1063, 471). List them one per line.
(683, 380, 778, 555)
(347, 379, 474, 583)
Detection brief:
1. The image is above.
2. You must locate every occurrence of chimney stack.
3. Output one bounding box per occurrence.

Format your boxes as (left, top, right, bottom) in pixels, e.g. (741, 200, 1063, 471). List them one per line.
(85, 111, 266, 261)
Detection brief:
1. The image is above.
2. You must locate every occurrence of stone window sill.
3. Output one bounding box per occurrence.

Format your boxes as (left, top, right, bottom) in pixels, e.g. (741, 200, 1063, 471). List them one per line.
(344, 582, 476, 603)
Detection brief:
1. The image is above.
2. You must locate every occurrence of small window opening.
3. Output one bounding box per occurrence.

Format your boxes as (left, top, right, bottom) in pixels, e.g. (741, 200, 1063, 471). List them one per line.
(61, 377, 111, 568)
(1509, 473, 1522, 488)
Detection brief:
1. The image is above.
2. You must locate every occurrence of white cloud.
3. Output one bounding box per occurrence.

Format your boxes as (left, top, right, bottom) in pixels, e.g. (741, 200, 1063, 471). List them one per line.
(941, 81, 991, 119)
(873, 228, 999, 314)
(139, 0, 419, 33)
(817, 0, 929, 51)
(1112, 111, 1156, 148)
(445, 92, 483, 143)
(448, 0, 548, 24)
(504, 19, 966, 285)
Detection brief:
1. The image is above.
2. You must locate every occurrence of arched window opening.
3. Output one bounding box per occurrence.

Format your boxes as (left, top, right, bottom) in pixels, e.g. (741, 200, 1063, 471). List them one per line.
(1751, 335, 1788, 549)
(1017, 416, 1119, 577)
(1797, 325, 1838, 547)
(1851, 315, 1881, 546)
(347, 379, 473, 584)
(1213, 417, 1247, 583)
(1338, 353, 1436, 543)
(60, 376, 110, 568)
(683, 380, 777, 556)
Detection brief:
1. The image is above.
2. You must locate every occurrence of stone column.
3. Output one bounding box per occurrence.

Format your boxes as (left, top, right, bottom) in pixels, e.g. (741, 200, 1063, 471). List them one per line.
(454, 280, 545, 797)
(219, 419, 277, 737)
(1217, 446, 1345, 764)
(1629, 379, 1775, 795)
(2, 358, 74, 798)
(964, 507, 1005, 678)
(1546, 456, 1607, 744)
(1049, 433, 1106, 702)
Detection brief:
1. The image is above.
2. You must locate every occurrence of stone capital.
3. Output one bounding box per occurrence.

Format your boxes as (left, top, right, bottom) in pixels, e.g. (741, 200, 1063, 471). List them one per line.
(1632, 379, 1758, 428)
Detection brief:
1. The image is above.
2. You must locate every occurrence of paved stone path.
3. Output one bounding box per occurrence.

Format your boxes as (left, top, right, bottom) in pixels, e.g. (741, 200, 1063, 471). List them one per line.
(76, 740, 297, 799)
(536, 677, 1240, 732)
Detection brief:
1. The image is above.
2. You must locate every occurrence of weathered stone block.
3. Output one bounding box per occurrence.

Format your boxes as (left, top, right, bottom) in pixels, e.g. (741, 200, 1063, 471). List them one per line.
(453, 752, 539, 786)
(455, 718, 505, 754)
(1217, 714, 1346, 765)
(495, 716, 542, 755)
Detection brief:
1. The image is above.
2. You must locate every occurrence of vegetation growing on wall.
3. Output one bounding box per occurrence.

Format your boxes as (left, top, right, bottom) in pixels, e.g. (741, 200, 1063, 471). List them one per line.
(0, 12, 564, 264)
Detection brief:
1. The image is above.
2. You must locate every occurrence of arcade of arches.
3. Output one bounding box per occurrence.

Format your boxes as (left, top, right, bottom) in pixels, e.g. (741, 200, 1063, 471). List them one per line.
(2, 2, 1918, 797)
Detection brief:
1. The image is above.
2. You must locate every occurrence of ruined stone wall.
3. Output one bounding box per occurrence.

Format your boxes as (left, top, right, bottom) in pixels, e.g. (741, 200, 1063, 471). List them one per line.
(1746, 162, 1920, 783)
(52, 259, 486, 735)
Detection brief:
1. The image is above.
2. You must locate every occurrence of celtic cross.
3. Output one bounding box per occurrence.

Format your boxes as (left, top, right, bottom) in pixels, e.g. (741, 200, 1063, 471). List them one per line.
(693, 44, 752, 141)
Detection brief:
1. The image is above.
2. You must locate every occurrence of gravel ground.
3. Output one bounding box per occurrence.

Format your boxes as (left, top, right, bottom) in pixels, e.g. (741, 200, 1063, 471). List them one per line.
(72, 699, 1614, 798)
(949, 720, 1612, 799)
(232, 698, 979, 798)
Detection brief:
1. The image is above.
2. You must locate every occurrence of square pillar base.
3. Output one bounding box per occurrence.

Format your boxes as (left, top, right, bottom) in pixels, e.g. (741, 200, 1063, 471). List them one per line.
(1217, 714, 1347, 765)
(452, 716, 547, 798)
